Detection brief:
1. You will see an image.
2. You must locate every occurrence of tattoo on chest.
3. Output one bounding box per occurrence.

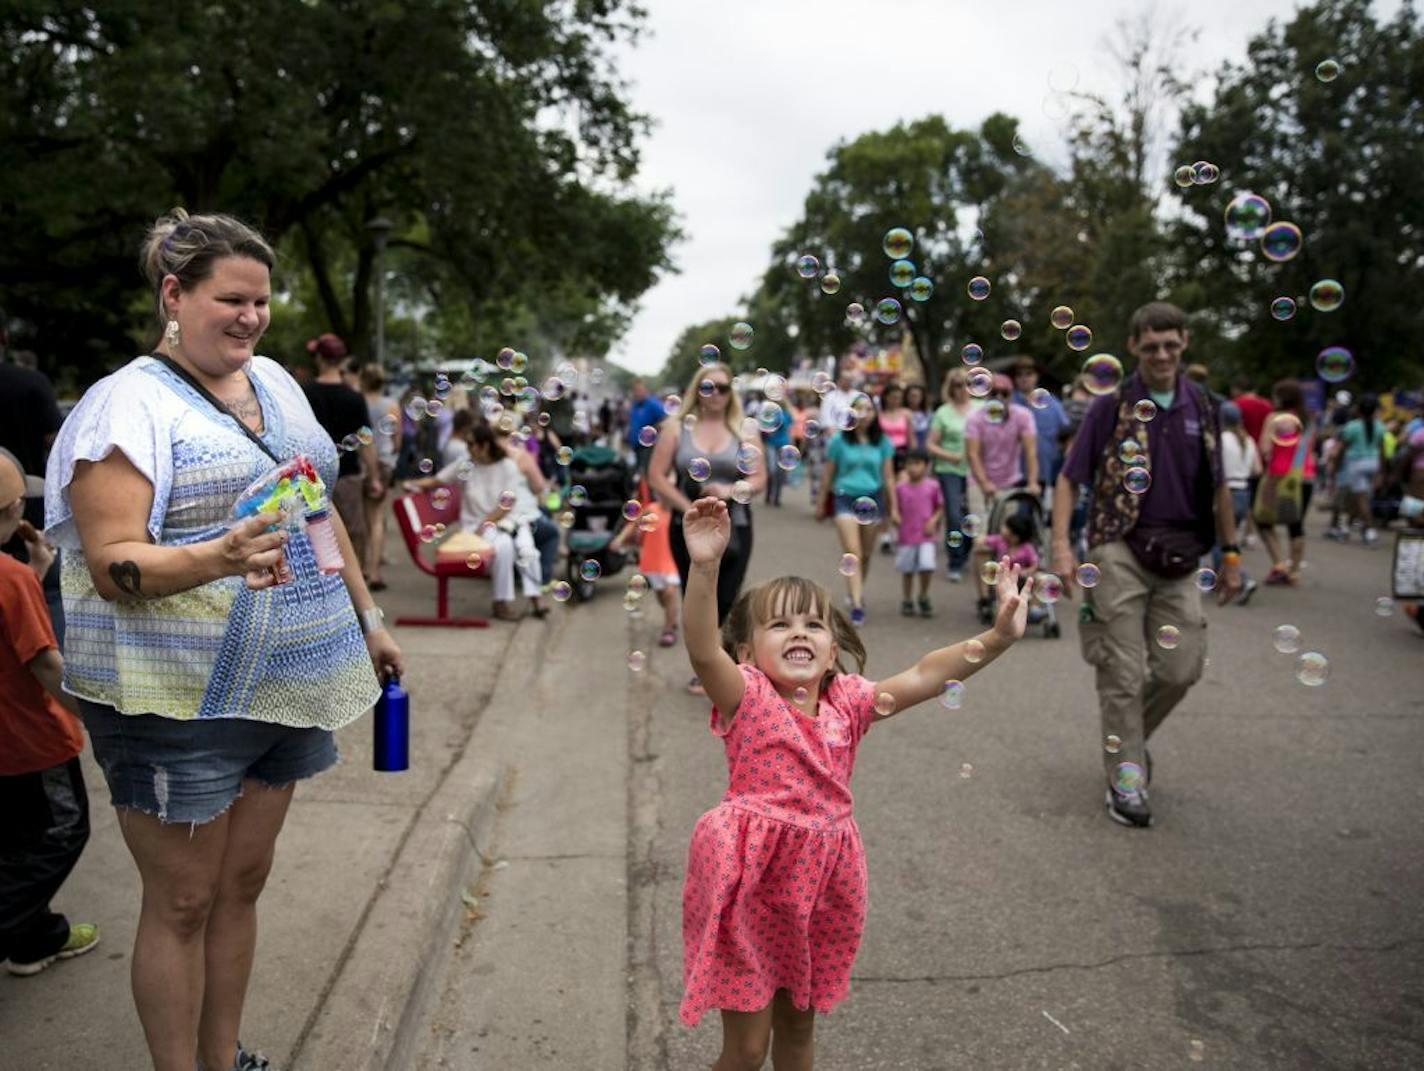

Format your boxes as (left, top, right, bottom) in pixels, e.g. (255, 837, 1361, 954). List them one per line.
(220, 390, 261, 423)
(110, 560, 143, 597)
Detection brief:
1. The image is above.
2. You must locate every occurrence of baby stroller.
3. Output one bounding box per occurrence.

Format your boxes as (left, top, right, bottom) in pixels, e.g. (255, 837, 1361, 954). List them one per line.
(563, 443, 633, 601)
(981, 488, 1060, 638)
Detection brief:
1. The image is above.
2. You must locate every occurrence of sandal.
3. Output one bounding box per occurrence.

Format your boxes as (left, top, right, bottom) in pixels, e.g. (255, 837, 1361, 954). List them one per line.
(686, 676, 706, 696)
(491, 602, 522, 622)
(658, 626, 678, 647)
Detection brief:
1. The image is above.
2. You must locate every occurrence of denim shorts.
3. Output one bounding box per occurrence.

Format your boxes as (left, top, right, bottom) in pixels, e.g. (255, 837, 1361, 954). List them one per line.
(833, 491, 884, 518)
(1342, 456, 1380, 495)
(78, 700, 338, 825)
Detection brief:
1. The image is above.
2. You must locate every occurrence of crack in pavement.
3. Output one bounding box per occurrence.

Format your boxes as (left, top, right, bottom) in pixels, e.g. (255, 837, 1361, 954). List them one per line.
(852, 936, 1423, 985)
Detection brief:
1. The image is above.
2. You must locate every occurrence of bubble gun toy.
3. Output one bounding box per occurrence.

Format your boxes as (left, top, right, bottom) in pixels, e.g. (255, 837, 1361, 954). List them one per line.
(231, 456, 346, 579)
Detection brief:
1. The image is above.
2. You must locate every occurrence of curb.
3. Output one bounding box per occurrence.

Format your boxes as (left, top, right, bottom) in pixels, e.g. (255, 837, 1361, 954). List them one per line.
(293, 742, 509, 1070)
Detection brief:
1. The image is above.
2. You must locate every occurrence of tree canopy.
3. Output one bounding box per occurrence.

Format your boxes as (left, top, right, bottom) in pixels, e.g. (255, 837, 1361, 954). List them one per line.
(1, 0, 679, 385)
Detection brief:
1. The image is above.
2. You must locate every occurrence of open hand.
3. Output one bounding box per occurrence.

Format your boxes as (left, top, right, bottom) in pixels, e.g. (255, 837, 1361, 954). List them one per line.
(992, 558, 1030, 641)
(683, 497, 730, 564)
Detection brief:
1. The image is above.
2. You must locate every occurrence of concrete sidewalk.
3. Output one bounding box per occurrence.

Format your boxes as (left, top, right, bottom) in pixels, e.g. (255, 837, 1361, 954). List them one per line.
(0, 545, 525, 1070)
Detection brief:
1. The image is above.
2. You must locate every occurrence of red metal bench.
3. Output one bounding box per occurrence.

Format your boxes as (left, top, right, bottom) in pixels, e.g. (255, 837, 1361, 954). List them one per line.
(390, 486, 491, 628)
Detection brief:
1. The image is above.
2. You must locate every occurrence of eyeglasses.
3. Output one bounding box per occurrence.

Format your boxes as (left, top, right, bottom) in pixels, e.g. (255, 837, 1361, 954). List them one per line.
(701, 381, 733, 395)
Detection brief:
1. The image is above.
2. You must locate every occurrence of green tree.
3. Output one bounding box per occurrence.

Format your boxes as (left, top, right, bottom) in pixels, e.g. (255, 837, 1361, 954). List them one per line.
(1167, 0, 1424, 389)
(0, 1, 678, 381)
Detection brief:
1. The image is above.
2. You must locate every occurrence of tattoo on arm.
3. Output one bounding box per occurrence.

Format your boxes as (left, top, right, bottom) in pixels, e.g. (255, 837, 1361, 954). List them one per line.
(109, 560, 143, 597)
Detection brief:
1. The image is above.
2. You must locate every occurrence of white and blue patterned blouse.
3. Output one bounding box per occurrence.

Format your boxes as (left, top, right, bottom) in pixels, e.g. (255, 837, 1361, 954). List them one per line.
(45, 355, 379, 728)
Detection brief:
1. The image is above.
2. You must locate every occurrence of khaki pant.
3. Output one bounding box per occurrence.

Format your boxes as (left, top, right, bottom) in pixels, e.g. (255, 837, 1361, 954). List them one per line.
(1078, 539, 1206, 782)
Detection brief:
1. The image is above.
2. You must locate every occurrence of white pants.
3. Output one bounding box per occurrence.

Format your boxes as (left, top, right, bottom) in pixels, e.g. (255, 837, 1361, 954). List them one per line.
(489, 524, 542, 602)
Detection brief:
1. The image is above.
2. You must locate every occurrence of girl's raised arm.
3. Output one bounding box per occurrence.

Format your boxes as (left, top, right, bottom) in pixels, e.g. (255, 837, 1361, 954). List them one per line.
(874, 558, 1029, 717)
(681, 498, 745, 715)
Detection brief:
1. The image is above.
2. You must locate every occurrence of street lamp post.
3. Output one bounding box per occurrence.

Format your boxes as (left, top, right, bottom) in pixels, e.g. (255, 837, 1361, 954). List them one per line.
(366, 217, 394, 368)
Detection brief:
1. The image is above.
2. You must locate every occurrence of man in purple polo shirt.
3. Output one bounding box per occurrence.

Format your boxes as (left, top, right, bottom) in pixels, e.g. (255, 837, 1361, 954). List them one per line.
(1051, 302, 1242, 829)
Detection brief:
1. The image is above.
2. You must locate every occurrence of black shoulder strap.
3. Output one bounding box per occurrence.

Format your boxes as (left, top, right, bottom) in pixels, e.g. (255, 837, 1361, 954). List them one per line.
(151, 353, 281, 464)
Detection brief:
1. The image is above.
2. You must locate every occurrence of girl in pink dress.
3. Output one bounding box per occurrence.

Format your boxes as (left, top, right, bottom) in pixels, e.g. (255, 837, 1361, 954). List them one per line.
(678, 498, 1029, 1069)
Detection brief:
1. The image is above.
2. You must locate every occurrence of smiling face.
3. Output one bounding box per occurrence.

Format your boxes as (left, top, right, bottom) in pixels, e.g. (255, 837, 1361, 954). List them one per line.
(744, 598, 839, 693)
(162, 255, 271, 377)
(1129, 326, 1188, 393)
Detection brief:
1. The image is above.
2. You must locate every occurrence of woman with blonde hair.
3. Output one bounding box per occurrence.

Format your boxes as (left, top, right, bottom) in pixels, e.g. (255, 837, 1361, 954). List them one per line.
(928, 367, 978, 581)
(648, 363, 765, 692)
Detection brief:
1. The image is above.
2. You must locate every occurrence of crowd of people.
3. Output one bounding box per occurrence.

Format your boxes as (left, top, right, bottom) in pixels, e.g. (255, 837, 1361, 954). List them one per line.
(3, 206, 1423, 1070)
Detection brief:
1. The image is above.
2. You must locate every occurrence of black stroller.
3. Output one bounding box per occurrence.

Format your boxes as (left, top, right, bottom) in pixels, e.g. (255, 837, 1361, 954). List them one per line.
(978, 488, 1061, 638)
(563, 444, 634, 601)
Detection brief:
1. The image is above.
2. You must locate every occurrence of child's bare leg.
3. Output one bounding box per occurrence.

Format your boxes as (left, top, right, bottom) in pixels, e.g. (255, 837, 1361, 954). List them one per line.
(716, 1004, 775, 1071)
(917, 570, 932, 598)
(833, 516, 864, 607)
(901, 571, 913, 600)
(770, 989, 815, 1070)
(856, 522, 879, 580)
(972, 548, 988, 598)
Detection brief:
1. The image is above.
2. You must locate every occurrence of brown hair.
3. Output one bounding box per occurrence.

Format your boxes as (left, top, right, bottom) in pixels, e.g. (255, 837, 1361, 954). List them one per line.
(1272, 378, 1306, 416)
(722, 576, 866, 680)
(359, 364, 387, 392)
(1127, 301, 1188, 340)
(140, 208, 275, 327)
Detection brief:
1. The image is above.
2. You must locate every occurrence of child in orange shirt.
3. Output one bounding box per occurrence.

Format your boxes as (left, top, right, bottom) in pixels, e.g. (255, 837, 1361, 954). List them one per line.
(609, 478, 682, 646)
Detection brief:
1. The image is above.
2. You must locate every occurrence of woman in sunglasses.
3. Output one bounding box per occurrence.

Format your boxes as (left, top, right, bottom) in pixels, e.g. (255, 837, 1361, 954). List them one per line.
(648, 362, 766, 692)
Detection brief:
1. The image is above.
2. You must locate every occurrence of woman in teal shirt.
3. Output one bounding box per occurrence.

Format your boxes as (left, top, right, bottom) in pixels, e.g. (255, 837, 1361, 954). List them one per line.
(822, 398, 897, 626)
(928, 367, 976, 580)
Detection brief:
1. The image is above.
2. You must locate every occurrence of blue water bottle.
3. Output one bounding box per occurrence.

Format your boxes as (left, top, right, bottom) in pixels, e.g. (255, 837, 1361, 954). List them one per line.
(373, 673, 409, 772)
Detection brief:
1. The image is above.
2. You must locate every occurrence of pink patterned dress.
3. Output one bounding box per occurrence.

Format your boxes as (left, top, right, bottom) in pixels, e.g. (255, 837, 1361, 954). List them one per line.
(680, 664, 876, 1025)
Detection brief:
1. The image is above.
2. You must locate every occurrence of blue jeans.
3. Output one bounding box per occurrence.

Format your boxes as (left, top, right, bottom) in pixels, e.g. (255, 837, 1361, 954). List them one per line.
(532, 514, 561, 585)
(1210, 487, 1253, 583)
(937, 472, 970, 569)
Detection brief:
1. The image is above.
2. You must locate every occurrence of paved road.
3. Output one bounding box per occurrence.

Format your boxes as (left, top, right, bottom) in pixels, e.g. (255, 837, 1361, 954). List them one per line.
(427, 487, 1424, 1070)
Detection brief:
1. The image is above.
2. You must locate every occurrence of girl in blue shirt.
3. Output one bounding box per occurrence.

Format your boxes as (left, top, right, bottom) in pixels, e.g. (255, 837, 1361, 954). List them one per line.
(821, 400, 898, 626)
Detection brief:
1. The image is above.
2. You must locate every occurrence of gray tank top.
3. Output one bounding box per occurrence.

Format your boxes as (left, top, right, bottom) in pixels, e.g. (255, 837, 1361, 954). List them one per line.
(674, 424, 751, 526)
(368, 396, 398, 467)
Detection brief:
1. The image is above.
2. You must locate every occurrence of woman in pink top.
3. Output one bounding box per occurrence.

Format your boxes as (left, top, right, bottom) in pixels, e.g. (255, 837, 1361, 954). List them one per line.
(877, 381, 913, 466)
(1256, 378, 1317, 586)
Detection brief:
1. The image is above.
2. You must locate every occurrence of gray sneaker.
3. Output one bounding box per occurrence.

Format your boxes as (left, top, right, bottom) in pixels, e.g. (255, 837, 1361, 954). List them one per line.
(233, 1045, 272, 1071)
(1105, 786, 1153, 828)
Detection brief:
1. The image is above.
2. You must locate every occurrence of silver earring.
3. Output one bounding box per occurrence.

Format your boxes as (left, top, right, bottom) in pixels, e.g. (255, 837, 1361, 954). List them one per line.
(165, 319, 180, 348)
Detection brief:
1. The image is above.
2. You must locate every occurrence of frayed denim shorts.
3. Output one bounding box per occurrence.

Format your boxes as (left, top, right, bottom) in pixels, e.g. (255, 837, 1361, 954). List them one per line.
(78, 700, 338, 825)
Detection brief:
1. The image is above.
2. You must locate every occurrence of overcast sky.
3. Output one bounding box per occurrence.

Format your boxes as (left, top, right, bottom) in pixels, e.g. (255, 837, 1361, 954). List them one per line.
(605, 0, 1388, 377)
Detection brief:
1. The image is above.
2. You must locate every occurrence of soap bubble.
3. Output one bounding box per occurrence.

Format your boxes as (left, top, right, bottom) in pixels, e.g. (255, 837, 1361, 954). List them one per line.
(960, 763, 974, 779)
(1316, 346, 1354, 383)
(419, 523, 439, 543)
(1224, 192, 1272, 241)
(698, 378, 716, 398)
(1118, 440, 1145, 466)
(777, 445, 801, 470)
(939, 680, 966, 710)
(568, 485, 589, 507)
(1156, 624, 1182, 649)
(418, 458, 435, 474)
(1012, 133, 1032, 157)
(1260, 222, 1303, 262)
(1309, 279, 1345, 312)
(793, 686, 809, 704)
(852, 496, 881, 525)
(963, 639, 985, 664)
(882, 227, 914, 259)
(839, 553, 859, 577)
(820, 273, 842, 295)
(811, 371, 834, 394)
(496, 347, 515, 370)
(1050, 305, 1074, 329)
(1296, 651, 1329, 686)
(889, 259, 916, 288)
(946, 531, 964, 549)
(1030, 387, 1053, 409)
(699, 343, 721, 366)
(1134, 399, 1158, 423)
(729, 322, 755, 350)
(983, 399, 1008, 425)
(1270, 412, 1303, 448)
(664, 394, 682, 416)
(845, 302, 866, 324)
(687, 457, 712, 482)
(967, 276, 992, 301)
(874, 691, 897, 717)
(961, 343, 985, 366)
(796, 254, 819, 279)
(1272, 624, 1302, 654)
(1192, 161, 1220, 185)
(967, 368, 994, 397)
(628, 574, 649, 595)
(579, 559, 602, 582)
(1082, 354, 1124, 395)
(377, 414, 399, 437)
(1112, 762, 1146, 793)
(637, 511, 658, 533)
(637, 425, 658, 448)
(980, 560, 1000, 586)
(1034, 574, 1064, 603)
(622, 500, 643, 522)
(1315, 58, 1341, 82)
(1173, 165, 1195, 188)
(1000, 319, 1022, 341)
(627, 650, 647, 672)
(731, 480, 753, 505)
(1124, 467, 1152, 494)
(1105, 735, 1123, 754)
(431, 487, 453, 510)
(1374, 597, 1395, 617)
(764, 374, 788, 401)
(1270, 296, 1297, 321)
(557, 510, 575, 529)
(1195, 568, 1218, 592)
(960, 513, 982, 537)
(541, 376, 567, 401)
(875, 298, 902, 325)
(803, 418, 823, 440)
(498, 489, 517, 510)
(1065, 324, 1092, 351)
(909, 276, 934, 302)
(550, 580, 573, 602)
(757, 406, 784, 433)
(736, 442, 762, 475)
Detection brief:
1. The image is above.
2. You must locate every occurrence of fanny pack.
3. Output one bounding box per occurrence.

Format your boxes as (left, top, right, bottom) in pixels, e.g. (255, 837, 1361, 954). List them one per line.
(1124, 525, 1206, 579)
